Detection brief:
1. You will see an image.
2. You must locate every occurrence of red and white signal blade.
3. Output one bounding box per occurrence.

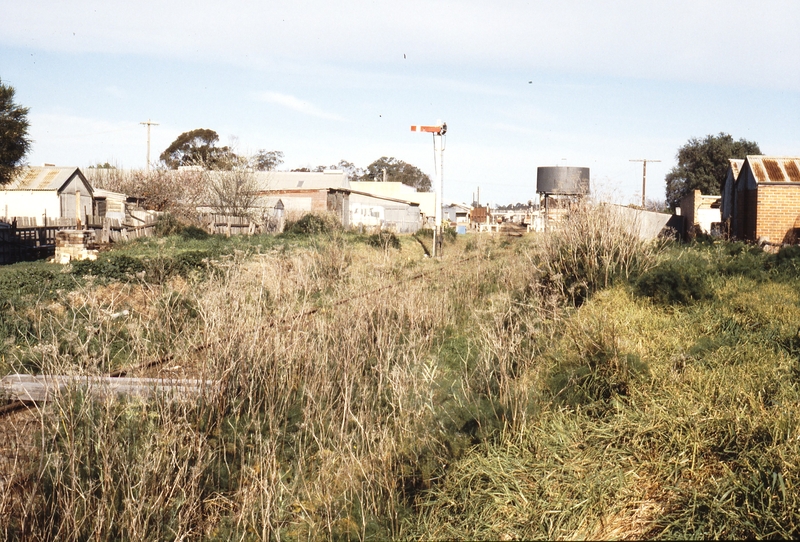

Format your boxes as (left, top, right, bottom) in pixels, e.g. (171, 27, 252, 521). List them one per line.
(410, 125, 442, 133)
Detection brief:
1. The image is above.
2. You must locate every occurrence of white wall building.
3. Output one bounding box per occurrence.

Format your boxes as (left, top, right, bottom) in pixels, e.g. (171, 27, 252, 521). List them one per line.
(0, 166, 94, 225)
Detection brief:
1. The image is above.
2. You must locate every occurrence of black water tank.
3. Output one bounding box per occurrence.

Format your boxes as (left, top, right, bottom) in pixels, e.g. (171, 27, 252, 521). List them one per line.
(537, 167, 590, 195)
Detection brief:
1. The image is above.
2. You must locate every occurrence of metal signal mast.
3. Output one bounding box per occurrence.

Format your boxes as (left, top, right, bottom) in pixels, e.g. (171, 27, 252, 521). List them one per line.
(411, 121, 447, 257)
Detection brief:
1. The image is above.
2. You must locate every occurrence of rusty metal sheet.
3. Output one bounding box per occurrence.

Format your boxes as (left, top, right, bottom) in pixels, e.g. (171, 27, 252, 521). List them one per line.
(785, 161, 800, 183)
(752, 162, 767, 183)
(763, 159, 784, 182)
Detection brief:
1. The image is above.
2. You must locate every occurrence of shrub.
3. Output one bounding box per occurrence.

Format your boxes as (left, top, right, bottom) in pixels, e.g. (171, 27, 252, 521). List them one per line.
(636, 255, 713, 304)
(70, 250, 213, 283)
(71, 253, 146, 282)
(154, 213, 210, 240)
(0, 264, 77, 301)
(153, 213, 183, 236)
(533, 203, 663, 306)
(413, 227, 456, 242)
(772, 244, 800, 275)
(367, 231, 401, 250)
(284, 213, 341, 235)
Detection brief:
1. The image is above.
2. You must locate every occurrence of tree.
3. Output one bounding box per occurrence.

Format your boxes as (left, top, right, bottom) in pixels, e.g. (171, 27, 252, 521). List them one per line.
(665, 132, 761, 209)
(205, 157, 260, 217)
(251, 150, 284, 171)
(328, 160, 364, 179)
(357, 157, 432, 191)
(0, 78, 31, 185)
(159, 128, 235, 169)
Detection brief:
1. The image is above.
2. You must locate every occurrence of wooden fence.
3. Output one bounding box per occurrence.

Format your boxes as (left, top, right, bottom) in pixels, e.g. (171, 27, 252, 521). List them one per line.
(0, 215, 158, 265)
(0, 212, 280, 265)
(199, 213, 283, 236)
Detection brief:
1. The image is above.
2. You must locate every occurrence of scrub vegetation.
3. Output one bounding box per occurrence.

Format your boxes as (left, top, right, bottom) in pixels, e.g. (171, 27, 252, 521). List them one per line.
(2, 205, 800, 539)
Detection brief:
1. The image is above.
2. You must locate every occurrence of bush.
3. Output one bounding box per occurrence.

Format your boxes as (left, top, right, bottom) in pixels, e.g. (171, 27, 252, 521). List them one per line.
(154, 213, 210, 240)
(70, 251, 212, 283)
(153, 213, 184, 237)
(772, 244, 800, 275)
(284, 213, 341, 235)
(0, 264, 77, 301)
(636, 255, 713, 304)
(413, 227, 456, 242)
(71, 253, 146, 282)
(367, 231, 401, 250)
(534, 203, 663, 306)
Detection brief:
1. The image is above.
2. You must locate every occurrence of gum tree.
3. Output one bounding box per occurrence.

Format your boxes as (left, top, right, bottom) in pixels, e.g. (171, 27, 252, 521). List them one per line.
(0, 78, 31, 185)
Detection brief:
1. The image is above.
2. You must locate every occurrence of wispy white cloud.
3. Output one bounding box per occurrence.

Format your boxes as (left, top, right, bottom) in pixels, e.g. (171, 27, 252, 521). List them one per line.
(256, 91, 346, 121)
(2, 0, 798, 90)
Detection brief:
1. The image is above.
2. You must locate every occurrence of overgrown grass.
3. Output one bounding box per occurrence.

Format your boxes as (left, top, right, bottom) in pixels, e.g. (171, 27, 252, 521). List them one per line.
(3, 205, 800, 539)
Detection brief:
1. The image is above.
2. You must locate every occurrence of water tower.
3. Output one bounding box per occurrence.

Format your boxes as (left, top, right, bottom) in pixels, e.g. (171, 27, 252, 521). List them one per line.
(536, 166, 590, 226)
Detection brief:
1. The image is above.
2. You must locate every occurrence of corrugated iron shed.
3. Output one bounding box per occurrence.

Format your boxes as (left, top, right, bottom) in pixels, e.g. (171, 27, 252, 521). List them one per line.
(5, 166, 87, 191)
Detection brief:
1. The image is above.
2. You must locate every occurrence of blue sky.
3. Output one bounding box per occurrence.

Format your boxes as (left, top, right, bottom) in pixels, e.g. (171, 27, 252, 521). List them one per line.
(2, 0, 798, 206)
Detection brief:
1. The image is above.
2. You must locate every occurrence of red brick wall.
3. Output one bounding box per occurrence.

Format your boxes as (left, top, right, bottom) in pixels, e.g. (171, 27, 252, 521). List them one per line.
(755, 185, 800, 243)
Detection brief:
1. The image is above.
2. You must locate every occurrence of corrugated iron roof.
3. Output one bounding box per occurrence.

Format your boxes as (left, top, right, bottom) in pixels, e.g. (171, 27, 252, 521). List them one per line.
(5, 166, 82, 191)
(729, 159, 744, 180)
(746, 156, 800, 184)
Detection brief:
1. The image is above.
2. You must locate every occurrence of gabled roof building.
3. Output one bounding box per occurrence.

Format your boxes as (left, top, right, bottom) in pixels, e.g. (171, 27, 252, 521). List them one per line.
(725, 156, 800, 243)
(0, 166, 94, 225)
(250, 170, 422, 233)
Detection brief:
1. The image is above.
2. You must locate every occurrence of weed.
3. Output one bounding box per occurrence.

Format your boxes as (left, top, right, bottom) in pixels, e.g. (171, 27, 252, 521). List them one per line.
(532, 202, 663, 306)
(6, 210, 800, 540)
(636, 253, 713, 304)
(284, 213, 341, 235)
(367, 231, 401, 251)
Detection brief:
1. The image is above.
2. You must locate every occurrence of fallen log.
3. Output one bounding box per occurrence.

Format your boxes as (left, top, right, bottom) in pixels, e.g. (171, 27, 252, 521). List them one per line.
(1, 374, 219, 403)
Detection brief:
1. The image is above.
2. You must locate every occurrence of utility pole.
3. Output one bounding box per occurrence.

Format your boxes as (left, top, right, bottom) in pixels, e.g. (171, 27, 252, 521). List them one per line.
(630, 159, 661, 208)
(411, 121, 447, 257)
(140, 119, 159, 172)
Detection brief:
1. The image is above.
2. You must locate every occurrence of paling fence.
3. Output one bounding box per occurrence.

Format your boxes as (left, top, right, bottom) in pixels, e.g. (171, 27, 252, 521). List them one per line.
(0, 215, 158, 264)
(1, 212, 282, 265)
(198, 213, 283, 235)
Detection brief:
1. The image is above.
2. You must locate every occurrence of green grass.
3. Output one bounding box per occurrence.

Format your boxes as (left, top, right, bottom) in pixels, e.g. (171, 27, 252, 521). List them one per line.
(410, 246, 800, 539)
(5, 215, 800, 539)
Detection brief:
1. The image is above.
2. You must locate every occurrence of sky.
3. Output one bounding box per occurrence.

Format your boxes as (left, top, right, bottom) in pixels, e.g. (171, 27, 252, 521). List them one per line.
(1, 0, 798, 206)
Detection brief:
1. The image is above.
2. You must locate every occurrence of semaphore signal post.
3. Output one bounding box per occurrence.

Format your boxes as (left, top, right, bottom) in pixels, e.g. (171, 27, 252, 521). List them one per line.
(411, 121, 447, 257)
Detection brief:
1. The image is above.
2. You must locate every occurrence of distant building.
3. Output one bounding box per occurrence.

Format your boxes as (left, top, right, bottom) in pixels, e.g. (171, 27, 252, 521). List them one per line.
(678, 190, 721, 238)
(724, 156, 800, 243)
(252, 171, 422, 233)
(349, 181, 436, 221)
(442, 203, 470, 225)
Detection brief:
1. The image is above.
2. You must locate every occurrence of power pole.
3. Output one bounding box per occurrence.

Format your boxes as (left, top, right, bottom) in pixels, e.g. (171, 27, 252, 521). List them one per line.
(140, 119, 159, 172)
(630, 159, 661, 207)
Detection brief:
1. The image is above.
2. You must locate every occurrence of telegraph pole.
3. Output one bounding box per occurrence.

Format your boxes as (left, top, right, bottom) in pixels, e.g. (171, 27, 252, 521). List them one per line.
(140, 119, 159, 172)
(630, 159, 661, 207)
